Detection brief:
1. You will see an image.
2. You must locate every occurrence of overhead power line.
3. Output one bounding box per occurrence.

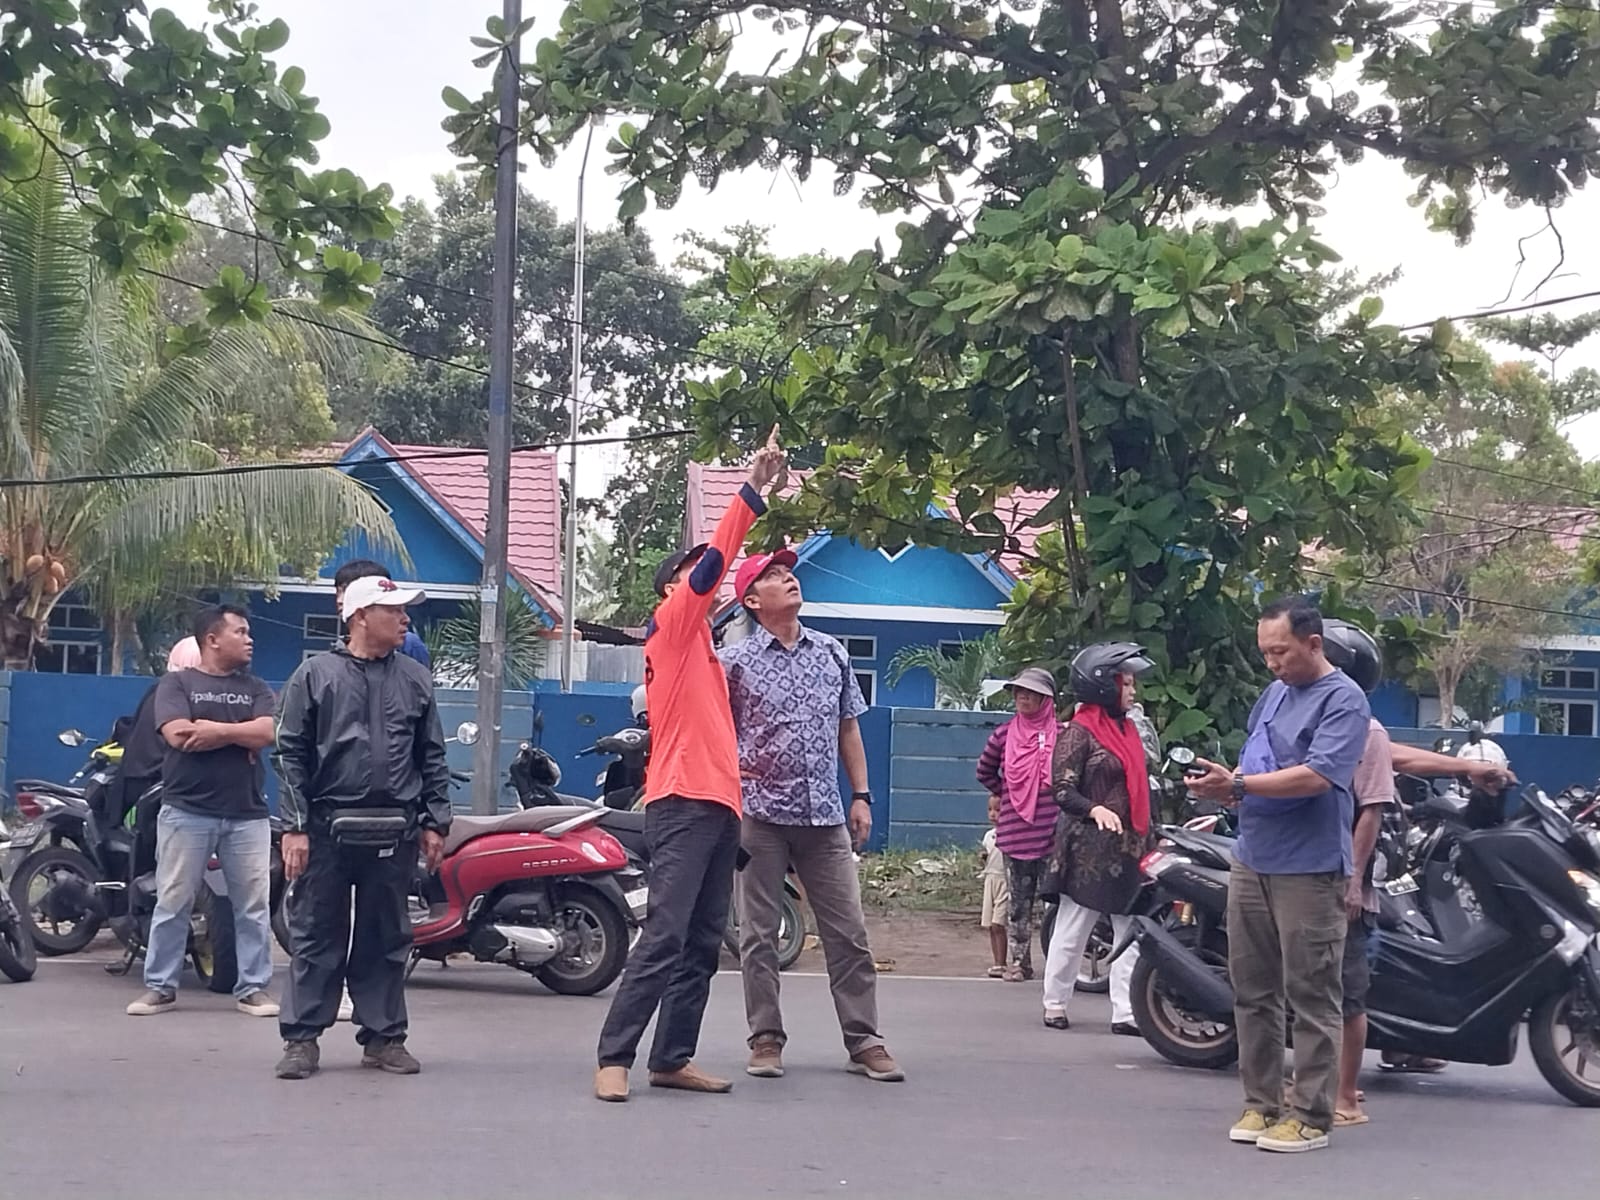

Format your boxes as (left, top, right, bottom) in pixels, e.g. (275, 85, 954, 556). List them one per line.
(1304, 566, 1598, 623)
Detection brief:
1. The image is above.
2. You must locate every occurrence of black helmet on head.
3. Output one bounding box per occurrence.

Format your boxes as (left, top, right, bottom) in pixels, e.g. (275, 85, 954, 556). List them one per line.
(1322, 618, 1382, 694)
(1069, 642, 1155, 708)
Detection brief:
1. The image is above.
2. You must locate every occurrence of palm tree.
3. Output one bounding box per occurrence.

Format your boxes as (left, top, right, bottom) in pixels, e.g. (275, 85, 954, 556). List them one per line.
(886, 633, 1010, 709)
(422, 596, 549, 690)
(0, 141, 401, 669)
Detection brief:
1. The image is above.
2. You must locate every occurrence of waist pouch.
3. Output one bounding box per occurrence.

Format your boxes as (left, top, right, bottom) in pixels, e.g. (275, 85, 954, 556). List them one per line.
(326, 807, 412, 848)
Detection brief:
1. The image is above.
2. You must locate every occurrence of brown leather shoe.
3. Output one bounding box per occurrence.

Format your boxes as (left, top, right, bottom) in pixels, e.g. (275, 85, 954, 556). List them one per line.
(747, 1036, 785, 1078)
(848, 1045, 905, 1082)
(648, 1062, 733, 1093)
(594, 1065, 630, 1103)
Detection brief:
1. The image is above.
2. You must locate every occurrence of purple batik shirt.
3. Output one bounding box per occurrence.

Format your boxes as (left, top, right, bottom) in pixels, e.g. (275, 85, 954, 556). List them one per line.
(719, 624, 869, 826)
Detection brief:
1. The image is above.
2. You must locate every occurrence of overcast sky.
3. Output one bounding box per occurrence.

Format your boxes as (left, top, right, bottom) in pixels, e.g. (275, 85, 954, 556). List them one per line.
(168, 0, 1600, 479)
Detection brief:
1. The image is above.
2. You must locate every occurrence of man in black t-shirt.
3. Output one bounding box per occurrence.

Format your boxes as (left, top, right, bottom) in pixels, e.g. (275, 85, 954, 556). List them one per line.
(126, 605, 279, 1018)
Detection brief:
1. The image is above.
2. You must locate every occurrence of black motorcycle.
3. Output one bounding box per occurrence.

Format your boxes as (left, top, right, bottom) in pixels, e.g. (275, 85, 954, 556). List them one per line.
(1123, 785, 1600, 1107)
(0, 836, 37, 981)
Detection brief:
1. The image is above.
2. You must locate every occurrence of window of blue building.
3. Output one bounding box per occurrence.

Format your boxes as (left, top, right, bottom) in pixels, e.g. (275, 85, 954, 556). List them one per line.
(37, 603, 102, 675)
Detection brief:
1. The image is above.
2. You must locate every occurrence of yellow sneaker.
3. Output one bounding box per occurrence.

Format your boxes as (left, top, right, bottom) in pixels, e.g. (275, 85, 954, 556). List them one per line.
(1257, 1117, 1330, 1154)
(1228, 1110, 1272, 1144)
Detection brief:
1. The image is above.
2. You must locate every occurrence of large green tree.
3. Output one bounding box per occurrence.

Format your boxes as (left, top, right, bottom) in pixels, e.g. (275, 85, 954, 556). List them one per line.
(0, 1, 396, 321)
(470, 1, 1600, 745)
(347, 175, 699, 447)
(0, 141, 400, 670)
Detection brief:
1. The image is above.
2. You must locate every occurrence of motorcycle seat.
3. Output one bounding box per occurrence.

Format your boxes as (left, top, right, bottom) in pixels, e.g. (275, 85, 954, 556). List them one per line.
(15, 779, 85, 798)
(443, 806, 602, 856)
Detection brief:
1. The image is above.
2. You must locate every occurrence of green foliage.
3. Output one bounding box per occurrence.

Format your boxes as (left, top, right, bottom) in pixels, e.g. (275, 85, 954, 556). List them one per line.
(492, 0, 1600, 744)
(422, 595, 548, 690)
(0, 137, 400, 668)
(0, 2, 397, 317)
(886, 634, 1008, 710)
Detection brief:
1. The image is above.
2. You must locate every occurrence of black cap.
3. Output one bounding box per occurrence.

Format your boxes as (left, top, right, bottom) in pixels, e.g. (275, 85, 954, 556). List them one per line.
(653, 543, 708, 597)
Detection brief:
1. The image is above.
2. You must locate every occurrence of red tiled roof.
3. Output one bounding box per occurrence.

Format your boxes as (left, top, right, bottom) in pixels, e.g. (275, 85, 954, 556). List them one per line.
(347, 428, 562, 619)
(685, 462, 1054, 608)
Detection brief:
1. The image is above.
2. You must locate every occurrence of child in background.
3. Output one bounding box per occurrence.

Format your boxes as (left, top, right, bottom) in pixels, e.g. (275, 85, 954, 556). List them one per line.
(979, 795, 1009, 978)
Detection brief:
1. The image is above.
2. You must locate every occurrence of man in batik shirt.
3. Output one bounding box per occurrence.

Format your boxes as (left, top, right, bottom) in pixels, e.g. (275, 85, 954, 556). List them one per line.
(720, 549, 903, 1085)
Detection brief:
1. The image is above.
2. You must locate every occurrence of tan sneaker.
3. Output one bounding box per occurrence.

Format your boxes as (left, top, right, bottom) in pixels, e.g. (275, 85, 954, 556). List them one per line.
(1229, 1110, 1272, 1144)
(747, 1036, 785, 1078)
(595, 1065, 630, 1103)
(1257, 1117, 1330, 1153)
(126, 989, 176, 1016)
(648, 1062, 733, 1093)
(848, 1045, 905, 1082)
(236, 990, 280, 1018)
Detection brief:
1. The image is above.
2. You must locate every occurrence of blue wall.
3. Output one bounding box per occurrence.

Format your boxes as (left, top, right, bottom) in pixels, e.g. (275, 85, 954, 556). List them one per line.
(804, 616, 1001, 709)
(331, 459, 488, 588)
(798, 538, 1009, 609)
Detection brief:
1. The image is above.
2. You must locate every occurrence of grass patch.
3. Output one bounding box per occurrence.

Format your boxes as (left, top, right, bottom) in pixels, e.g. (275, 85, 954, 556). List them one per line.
(858, 846, 983, 914)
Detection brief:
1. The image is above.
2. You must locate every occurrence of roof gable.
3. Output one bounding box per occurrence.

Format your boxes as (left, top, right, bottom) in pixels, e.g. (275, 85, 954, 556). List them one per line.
(341, 428, 562, 621)
(685, 462, 1053, 611)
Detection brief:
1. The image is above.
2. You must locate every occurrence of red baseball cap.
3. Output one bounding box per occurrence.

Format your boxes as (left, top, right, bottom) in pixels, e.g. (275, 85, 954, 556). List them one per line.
(735, 548, 799, 602)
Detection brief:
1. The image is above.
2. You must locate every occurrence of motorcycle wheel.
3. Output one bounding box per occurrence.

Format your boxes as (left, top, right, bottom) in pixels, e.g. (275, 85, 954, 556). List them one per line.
(1075, 916, 1115, 994)
(723, 891, 807, 972)
(1528, 984, 1600, 1107)
(271, 885, 292, 956)
(1128, 925, 1238, 1070)
(0, 897, 38, 982)
(10, 846, 102, 956)
(535, 889, 628, 996)
(189, 887, 239, 995)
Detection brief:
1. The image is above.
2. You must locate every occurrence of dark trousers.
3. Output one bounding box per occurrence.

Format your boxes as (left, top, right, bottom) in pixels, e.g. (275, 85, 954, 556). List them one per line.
(597, 797, 741, 1072)
(279, 832, 414, 1046)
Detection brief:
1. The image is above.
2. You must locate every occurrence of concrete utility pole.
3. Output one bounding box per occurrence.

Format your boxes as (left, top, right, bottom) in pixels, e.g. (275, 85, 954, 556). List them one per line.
(472, 0, 522, 815)
(559, 123, 594, 693)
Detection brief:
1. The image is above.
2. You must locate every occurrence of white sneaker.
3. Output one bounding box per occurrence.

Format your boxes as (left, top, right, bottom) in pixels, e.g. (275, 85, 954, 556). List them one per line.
(337, 992, 354, 1022)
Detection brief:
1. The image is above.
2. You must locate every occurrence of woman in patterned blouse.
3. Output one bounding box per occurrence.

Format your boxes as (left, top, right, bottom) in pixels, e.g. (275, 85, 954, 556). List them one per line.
(1039, 643, 1158, 1032)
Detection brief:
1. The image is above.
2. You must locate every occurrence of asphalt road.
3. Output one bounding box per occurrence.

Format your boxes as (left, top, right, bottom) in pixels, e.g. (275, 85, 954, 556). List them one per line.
(3, 953, 1596, 1199)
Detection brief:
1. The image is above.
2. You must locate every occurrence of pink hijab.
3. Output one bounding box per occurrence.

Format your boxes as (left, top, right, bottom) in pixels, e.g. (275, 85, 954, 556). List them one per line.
(1003, 699, 1058, 825)
(166, 637, 201, 671)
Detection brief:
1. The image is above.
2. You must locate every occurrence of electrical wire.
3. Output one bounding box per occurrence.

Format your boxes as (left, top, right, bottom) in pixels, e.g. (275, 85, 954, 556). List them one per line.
(1303, 566, 1598, 622)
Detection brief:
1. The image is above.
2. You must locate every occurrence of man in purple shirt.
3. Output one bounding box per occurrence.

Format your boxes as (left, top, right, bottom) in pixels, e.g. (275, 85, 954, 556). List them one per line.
(719, 550, 903, 1085)
(1190, 596, 1371, 1155)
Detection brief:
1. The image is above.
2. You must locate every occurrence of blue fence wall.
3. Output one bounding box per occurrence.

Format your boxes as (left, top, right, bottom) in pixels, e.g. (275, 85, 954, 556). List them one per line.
(887, 708, 1002, 850)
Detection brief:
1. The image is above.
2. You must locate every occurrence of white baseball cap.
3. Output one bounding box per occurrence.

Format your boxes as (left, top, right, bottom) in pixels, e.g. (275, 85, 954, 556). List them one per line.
(341, 576, 427, 621)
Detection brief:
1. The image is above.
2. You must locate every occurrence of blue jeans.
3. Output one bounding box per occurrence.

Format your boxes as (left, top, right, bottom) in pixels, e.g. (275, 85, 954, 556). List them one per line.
(144, 807, 272, 998)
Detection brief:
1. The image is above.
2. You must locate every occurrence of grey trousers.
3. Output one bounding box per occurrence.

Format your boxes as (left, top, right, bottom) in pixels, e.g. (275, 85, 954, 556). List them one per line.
(739, 818, 883, 1055)
(1227, 862, 1348, 1131)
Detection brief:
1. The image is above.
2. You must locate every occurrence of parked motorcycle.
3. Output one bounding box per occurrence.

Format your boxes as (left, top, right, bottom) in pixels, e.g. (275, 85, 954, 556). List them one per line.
(408, 802, 644, 995)
(0, 836, 37, 982)
(1123, 784, 1600, 1107)
(5, 727, 236, 989)
(5, 729, 133, 955)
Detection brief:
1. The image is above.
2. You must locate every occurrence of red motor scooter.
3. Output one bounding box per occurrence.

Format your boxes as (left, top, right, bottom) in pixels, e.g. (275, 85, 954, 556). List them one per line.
(410, 804, 646, 996)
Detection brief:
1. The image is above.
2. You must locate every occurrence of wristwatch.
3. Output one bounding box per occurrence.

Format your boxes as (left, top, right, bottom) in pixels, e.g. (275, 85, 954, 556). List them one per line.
(1230, 772, 1247, 802)
(851, 791, 873, 807)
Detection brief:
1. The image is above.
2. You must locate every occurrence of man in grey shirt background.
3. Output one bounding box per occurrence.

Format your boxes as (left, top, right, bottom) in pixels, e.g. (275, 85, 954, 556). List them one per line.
(720, 549, 903, 1085)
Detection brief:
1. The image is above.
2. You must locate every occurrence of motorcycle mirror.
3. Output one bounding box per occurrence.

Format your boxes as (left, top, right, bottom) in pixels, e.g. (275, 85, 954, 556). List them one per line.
(455, 721, 480, 746)
(58, 729, 87, 747)
(1167, 746, 1196, 766)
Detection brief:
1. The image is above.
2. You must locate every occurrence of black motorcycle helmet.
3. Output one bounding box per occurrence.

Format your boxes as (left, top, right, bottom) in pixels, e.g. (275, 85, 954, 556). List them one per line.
(1322, 618, 1382, 695)
(1069, 642, 1155, 708)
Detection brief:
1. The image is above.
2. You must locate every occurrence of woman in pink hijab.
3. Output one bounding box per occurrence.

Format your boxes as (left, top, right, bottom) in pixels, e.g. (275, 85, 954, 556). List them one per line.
(166, 636, 201, 672)
(974, 667, 1061, 982)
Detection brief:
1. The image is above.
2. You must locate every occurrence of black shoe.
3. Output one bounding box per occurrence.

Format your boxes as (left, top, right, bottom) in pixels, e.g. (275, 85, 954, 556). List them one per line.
(1043, 1012, 1070, 1030)
(1111, 1022, 1140, 1037)
(275, 1040, 320, 1080)
(362, 1038, 421, 1075)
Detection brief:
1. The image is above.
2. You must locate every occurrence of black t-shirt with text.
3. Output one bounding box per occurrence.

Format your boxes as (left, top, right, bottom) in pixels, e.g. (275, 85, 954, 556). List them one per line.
(153, 668, 276, 818)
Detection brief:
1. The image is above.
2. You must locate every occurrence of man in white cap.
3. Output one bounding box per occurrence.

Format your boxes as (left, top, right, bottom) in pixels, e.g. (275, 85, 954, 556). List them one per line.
(272, 576, 450, 1080)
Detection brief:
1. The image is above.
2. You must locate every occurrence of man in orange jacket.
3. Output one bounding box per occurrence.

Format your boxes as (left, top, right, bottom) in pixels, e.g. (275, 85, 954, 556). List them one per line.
(595, 428, 787, 1102)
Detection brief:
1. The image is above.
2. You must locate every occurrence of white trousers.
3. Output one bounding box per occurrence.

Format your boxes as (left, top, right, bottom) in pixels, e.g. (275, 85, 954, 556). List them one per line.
(1041, 897, 1138, 1025)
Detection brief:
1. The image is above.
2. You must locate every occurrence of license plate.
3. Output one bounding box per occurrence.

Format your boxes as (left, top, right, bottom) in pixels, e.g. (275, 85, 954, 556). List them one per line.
(6, 822, 43, 849)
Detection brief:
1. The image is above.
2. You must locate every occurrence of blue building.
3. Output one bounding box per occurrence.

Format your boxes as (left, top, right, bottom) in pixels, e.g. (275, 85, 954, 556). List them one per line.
(685, 463, 1049, 707)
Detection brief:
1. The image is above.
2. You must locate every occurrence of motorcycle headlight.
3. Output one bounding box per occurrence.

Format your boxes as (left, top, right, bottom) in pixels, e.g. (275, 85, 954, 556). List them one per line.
(1568, 868, 1600, 920)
